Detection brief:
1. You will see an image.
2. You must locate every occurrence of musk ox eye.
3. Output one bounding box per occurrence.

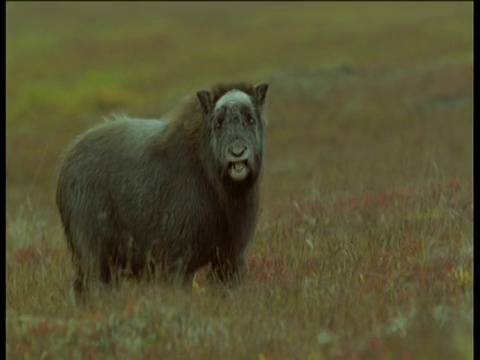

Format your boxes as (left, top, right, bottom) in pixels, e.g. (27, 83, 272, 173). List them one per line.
(215, 112, 225, 130)
(215, 117, 224, 129)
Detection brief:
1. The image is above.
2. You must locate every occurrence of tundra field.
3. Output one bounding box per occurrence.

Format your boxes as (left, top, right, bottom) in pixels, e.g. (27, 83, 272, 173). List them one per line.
(6, 2, 473, 359)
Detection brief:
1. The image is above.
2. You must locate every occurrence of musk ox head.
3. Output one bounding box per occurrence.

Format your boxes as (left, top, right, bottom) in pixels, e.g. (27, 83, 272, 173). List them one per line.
(196, 83, 269, 190)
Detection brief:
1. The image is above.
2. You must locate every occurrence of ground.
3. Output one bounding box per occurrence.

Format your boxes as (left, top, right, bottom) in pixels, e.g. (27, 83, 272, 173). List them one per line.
(6, 2, 473, 359)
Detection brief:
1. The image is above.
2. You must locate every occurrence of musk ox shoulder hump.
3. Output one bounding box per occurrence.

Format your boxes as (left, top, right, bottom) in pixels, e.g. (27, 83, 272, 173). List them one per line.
(65, 114, 168, 159)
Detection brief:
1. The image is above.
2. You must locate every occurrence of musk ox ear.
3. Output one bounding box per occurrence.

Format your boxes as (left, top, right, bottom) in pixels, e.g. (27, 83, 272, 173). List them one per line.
(253, 83, 269, 107)
(196, 90, 212, 115)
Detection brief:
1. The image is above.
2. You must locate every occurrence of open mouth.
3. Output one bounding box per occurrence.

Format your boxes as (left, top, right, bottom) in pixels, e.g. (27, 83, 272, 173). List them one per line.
(228, 161, 249, 181)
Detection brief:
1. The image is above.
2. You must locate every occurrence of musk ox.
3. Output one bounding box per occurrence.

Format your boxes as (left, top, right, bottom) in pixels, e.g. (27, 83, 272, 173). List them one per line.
(56, 81, 269, 297)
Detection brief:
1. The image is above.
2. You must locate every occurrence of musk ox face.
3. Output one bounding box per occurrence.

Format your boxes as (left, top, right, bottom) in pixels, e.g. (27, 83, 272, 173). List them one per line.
(197, 83, 269, 188)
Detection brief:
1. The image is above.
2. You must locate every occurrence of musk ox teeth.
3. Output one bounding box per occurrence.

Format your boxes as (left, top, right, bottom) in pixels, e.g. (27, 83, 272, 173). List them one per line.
(229, 162, 248, 181)
(233, 162, 245, 172)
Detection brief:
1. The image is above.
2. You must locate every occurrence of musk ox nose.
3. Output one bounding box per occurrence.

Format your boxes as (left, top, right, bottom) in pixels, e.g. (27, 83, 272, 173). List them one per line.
(229, 144, 247, 158)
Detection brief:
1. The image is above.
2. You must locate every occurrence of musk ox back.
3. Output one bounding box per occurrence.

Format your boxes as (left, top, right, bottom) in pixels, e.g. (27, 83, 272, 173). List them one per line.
(56, 82, 269, 298)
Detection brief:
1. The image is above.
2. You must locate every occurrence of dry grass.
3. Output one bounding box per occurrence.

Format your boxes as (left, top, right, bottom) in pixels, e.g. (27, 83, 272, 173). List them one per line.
(6, 2, 473, 359)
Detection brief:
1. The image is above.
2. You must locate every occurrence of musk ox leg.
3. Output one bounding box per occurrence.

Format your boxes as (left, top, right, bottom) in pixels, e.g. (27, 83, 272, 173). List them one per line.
(71, 254, 113, 299)
(73, 263, 87, 299)
(164, 271, 195, 289)
(70, 257, 97, 305)
(160, 261, 196, 288)
(65, 216, 120, 300)
(184, 272, 195, 287)
(209, 251, 247, 286)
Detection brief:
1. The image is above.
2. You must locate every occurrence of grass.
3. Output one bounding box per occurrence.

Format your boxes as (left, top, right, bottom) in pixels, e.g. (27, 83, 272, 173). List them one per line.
(6, 2, 473, 359)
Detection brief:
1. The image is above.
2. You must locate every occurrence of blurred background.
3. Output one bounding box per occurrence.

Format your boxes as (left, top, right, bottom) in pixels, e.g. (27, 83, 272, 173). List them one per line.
(6, 2, 473, 232)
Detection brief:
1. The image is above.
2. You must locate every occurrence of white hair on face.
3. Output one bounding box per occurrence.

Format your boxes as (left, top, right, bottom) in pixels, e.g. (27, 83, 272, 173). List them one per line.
(214, 90, 253, 111)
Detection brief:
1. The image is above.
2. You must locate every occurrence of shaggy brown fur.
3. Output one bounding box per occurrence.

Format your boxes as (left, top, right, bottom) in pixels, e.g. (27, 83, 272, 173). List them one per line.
(56, 81, 269, 299)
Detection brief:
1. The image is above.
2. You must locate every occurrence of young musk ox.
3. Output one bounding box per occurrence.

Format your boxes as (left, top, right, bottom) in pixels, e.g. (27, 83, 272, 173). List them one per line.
(56, 82, 269, 298)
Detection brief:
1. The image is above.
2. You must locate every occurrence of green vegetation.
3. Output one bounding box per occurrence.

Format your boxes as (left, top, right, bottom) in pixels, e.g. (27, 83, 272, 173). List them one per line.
(6, 2, 472, 359)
